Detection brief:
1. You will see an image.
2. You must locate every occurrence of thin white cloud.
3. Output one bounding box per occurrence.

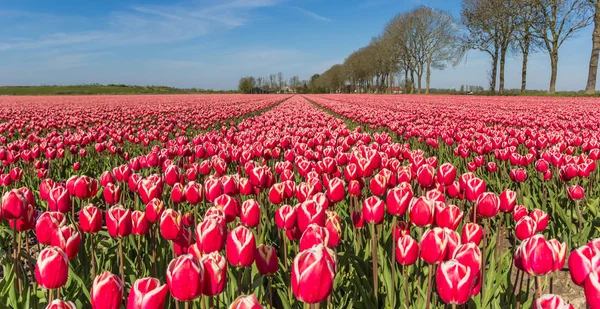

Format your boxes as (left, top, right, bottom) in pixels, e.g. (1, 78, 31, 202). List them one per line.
(0, 0, 279, 52)
(293, 7, 331, 22)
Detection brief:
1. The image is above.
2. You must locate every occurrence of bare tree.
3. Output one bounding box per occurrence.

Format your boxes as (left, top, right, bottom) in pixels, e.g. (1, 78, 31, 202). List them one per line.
(277, 72, 284, 91)
(532, 0, 592, 93)
(586, 0, 600, 93)
(269, 74, 277, 91)
(462, 0, 503, 93)
(515, 1, 543, 92)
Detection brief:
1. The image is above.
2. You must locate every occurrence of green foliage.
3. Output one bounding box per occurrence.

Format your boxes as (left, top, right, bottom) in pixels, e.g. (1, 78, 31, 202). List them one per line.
(0, 85, 237, 96)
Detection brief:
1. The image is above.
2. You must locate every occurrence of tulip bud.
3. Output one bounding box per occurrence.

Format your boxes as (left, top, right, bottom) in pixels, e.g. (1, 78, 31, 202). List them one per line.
(512, 205, 529, 222)
(292, 245, 336, 304)
(369, 173, 387, 196)
(126, 277, 168, 309)
(35, 247, 69, 289)
(79, 205, 102, 233)
(106, 205, 132, 238)
(534, 294, 574, 309)
(515, 216, 537, 241)
(465, 178, 486, 202)
(275, 204, 296, 230)
(103, 183, 121, 205)
(226, 226, 256, 267)
(269, 183, 285, 205)
(166, 254, 204, 301)
(567, 185, 584, 200)
(201, 252, 227, 296)
(530, 209, 549, 232)
(326, 177, 345, 203)
(325, 210, 342, 247)
(160, 209, 183, 240)
(46, 300, 77, 309)
(396, 235, 419, 266)
(386, 184, 412, 216)
(437, 163, 457, 186)
(51, 225, 81, 260)
(297, 200, 325, 232)
(518, 234, 555, 276)
(2, 188, 27, 219)
(145, 198, 165, 223)
(362, 196, 385, 225)
(420, 227, 448, 264)
(196, 218, 225, 254)
(436, 260, 474, 305)
(36, 212, 67, 244)
(132, 210, 150, 235)
(476, 192, 499, 218)
(585, 269, 600, 309)
(409, 197, 435, 227)
(138, 179, 161, 204)
(48, 186, 71, 213)
(436, 204, 463, 230)
(255, 244, 279, 275)
(240, 199, 261, 228)
(548, 239, 566, 272)
(499, 189, 517, 213)
(91, 271, 124, 309)
(185, 181, 203, 205)
(229, 294, 263, 309)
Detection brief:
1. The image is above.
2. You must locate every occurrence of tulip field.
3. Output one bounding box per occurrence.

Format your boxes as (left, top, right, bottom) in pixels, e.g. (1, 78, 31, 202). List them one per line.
(1, 94, 600, 309)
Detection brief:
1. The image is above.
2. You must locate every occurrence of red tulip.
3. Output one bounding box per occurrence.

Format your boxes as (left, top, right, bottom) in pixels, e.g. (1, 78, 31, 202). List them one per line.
(35, 247, 69, 289)
(369, 173, 387, 196)
(40, 179, 56, 201)
(46, 300, 77, 309)
(79, 205, 102, 233)
(74, 176, 93, 199)
(145, 198, 165, 223)
(512, 205, 529, 222)
(213, 194, 239, 223)
(534, 294, 574, 309)
(196, 218, 225, 254)
(585, 268, 600, 309)
(240, 199, 261, 228)
(106, 205, 132, 238)
(408, 197, 435, 227)
(185, 181, 203, 205)
(204, 178, 222, 203)
(269, 182, 285, 205)
(362, 196, 385, 224)
(164, 165, 181, 186)
(275, 204, 297, 230)
(297, 200, 325, 232)
(476, 192, 499, 218)
(2, 188, 27, 219)
(437, 163, 457, 186)
(226, 225, 256, 267)
(132, 210, 150, 235)
(416, 164, 435, 187)
(166, 254, 204, 301)
(499, 189, 517, 213)
(36, 212, 67, 244)
(126, 277, 168, 309)
(548, 239, 566, 272)
(100, 171, 116, 187)
(326, 177, 345, 203)
(530, 209, 549, 232)
(436, 260, 474, 305)
(229, 294, 263, 309)
(515, 216, 537, 241)
(48, 186, 71, 213)
(160, 209, 183, 240)
(568, 244, 600, 286)
(299, 224, 330, 251)
(91, 271, 124, 309)
(201, 252, 227, 296)
(291, 244, 336, 304)
(51, 225, 81, 260)
(255, 244, 279, 275)
(465, 178, 486, 202)
(103, 183, 121, 205)
(396, 235, 419, 265)
(325, 210, 342, 247)
(453, 243, 482, 296)
(567, 185, 584, 200)
(461, 223, 483, 246)
(517, 234, 554, 276)
(436, 204, 463, 230)
(138, 179, 161, 204)
(420, 227, 448, 264)
(386, 184, 412, 216)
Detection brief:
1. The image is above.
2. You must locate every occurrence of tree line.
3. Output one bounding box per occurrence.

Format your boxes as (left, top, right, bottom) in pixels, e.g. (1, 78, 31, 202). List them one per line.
(309, 0, 600, 95)
(238, 73, 311, 94)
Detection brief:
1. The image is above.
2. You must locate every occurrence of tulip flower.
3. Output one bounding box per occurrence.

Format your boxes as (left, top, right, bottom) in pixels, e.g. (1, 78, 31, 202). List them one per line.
(2, 188, 27, 219)
(145, 198, 165, 223)
(126, 277, 168, 309)
(159, 209, 183, 240)
(79, 205, 102, 233)
(241, 199, 261, 228)
(91, 271, 124, 309)
(201, 252, 227, 296)
(275, 204, 296, 230)
(515, 216, 537, 241)
(46, 300, 77, 309)
(48, 186, 71, 214)
(499, 189, 517, 213)
(166, 254, 204, 301)
(325, 210, 342, 247)
(436, 260, 474, 305)
(530, 209, 549, 232)
(103, 183, 121, 205)
(291, 244, 336, 304)
(255, 244, 279, 275)
(35, 247, 69, 289)
(534, 294, 574, 309)
(386, 184, 413, 216)
(476, 192, 499, 218)
(229, 294, 264, 309)
(396, 235, 419, 265)
(297, 200, 325, 232)
(299, 224, 330, 252)
(420, 227, 448, 264)
(362, 196, 385, 224)
(436, 204, 463, 230)
(437, 162, 457, 186)
(408, 197, 435, 227)
(51, 225, 81, 260)
(196, 218, 225, 254)
(106, 205, 132, 238)
(226, 225, 256, 267)
(36, 212, 67, 245)
(132, 210, 150, 235)
(517, 234, 555, 276)
(568, 244, 600, 286)
(585, 268, 600, 309)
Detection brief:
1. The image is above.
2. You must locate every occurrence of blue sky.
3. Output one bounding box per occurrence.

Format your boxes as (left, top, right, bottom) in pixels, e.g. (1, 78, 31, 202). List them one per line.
(0, 0, 596, 91)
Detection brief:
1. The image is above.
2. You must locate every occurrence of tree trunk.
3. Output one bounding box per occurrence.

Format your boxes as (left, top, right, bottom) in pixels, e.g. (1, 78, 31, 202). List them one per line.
(404, 69, 409, 94)
(521, 36, 530, 93)
(425, 58, 432, 94)
(410, 70, 415, 94)
(549, 50, 558, 94)
(489, 50, 498, 94)
(586, 6, 600, 94)
(499, 47, 507, 94)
